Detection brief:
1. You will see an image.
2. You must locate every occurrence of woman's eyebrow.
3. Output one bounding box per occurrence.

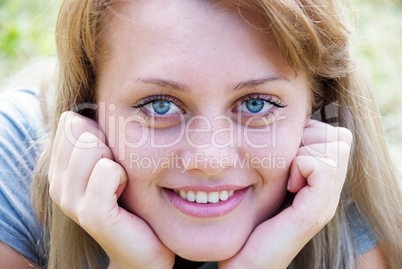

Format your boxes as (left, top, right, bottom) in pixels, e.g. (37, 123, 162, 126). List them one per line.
(231, 76, 290, 92)
(138, 78, 190, 93)
(136, 75, 289, 93)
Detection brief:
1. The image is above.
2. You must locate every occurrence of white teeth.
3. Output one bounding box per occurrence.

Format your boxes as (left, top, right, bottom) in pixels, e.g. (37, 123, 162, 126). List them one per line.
(196, 191, 208, 204)
(179, 190, 187, 200)
(208, 192, 220, 203)
(187, 191, 196, 202)
(220, 190, 229, 201)
(175, 189, 236, 204)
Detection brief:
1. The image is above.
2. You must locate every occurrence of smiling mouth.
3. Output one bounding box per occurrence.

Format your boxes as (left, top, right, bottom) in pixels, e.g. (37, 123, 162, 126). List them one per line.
(173, 190, 235, 204)
(164, 187, 249, 218)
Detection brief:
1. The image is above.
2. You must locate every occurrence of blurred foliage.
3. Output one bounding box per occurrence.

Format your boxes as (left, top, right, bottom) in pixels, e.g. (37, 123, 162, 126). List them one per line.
(353, 0, 402, 115)
(351, 0, 402, 174)
(0, 0, 59, 85)
(0, 0, 401, 171)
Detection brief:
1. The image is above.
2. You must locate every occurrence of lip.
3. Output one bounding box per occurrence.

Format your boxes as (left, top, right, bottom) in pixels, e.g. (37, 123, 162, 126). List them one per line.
(169, 185, 247, 192)
(163, 186, 250, 218)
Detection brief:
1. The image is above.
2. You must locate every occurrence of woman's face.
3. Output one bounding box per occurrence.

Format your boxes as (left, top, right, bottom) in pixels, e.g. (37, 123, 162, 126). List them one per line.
(97, 0, 310, 261)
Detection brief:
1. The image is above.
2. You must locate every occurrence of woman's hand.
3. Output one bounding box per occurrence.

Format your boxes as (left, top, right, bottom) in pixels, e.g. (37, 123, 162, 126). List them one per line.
(219, 120, 353, 269)
(48, 111, 175, 269)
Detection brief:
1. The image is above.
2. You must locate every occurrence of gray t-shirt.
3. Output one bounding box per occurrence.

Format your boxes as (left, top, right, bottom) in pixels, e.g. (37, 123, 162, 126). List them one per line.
(0, 88, 46, 266)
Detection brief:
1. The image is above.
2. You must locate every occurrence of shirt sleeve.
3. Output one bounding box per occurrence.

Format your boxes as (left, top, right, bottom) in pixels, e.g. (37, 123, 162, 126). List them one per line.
(345, 200, 378, 255)
(0, 88, 47, 266)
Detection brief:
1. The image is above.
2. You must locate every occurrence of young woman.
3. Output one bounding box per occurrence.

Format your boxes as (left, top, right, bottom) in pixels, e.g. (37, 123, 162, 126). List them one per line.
(0, 0, 401, 268)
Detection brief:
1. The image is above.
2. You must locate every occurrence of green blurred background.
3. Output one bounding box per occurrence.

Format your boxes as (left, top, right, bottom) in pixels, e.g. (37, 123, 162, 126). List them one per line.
(0, 0, 401, 175)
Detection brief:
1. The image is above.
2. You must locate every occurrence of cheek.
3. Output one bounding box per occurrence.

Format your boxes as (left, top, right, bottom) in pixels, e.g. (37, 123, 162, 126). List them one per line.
(111, 125, 184, 194)
(238, 120, 303, 221)
(239, 117, 303, 171)
(99, 108, 178, 160)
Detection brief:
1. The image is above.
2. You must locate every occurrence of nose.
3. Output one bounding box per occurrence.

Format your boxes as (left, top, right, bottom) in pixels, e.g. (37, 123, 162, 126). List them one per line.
(179, 115, 238, 176)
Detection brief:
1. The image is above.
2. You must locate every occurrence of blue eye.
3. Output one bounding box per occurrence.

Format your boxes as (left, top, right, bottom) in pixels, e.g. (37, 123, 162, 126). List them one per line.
(239, 99, 273, 114)
(152, 100, 171, 114)
(143, 100, 179, 115)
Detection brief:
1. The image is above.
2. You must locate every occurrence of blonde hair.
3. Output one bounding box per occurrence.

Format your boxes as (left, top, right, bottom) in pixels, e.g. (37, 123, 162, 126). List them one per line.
(32, 0, 402, 268)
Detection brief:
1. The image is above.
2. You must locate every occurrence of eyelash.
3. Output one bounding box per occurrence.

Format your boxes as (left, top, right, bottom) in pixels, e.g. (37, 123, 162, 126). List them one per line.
(131, 94, 287, 120)
(237, 94, 286, 110)
(131, 95, 184, 120)
(132, 95, 180, 110)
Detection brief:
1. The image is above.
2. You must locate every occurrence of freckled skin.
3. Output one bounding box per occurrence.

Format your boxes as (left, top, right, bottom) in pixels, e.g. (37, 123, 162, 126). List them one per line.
(96, 0, 309, 261)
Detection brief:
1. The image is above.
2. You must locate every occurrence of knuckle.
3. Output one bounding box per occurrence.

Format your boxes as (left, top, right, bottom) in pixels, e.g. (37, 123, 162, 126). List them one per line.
(325, 141, 350, 159)
(75, 131, 99, 149)
(326, 142, 338, 153)
(292, 155, 305, 166)
(59, 196, 73, 214)
(70, 115, 106, 145)
(59, 111, 75, 123)
(56, 112, 70, 135)
(58, 111, 68, 125)
(96, 158, 119, 176)
(78, 131, 98, 141)
(311, 157, 322, 171)
(59, 111, 80, 132)
(337, 141, 351, 156)
(48, 182, 59, 203)
(61, 114, 104, 148)
(337, 127, 353, 145)
(48, 173, 63, 204)
(70, 116, 92, 138)
(76, 207, 93, 228)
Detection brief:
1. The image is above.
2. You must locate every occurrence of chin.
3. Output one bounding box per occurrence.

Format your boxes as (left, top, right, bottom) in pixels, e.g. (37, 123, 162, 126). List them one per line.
(158, 221, 252, 262)
(172, 238, 243, 262)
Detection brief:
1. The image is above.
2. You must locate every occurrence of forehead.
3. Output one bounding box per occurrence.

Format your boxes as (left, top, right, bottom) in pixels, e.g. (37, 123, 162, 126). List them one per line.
(102, 0, 291, 75)
(95, 0, 299, 93)
(104, 0, 265, 50)
(107, 0, 248, 31)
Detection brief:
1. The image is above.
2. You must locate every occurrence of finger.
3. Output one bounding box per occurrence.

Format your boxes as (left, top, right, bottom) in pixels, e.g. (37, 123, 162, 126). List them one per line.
(302, 123, 352, 146)
(79, 158, 128, 228)
(50, 112, 106, 182)
(59, 132, 114, 214)
(301, 123, 335, 146)
(337, 127, 353, 145)
(79, 159, 173, 265)
(288, 154, 337, 191)
(296, 156, 337, 184)
(301, 120, 336, 145)
(287, 156, 340, 230)
(297, 143, 331, 159)
(49, 111, 69, 182)
(287, 157, 307, 193)
(300, 139, 350, 166)
(49, 112, 108, 206)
